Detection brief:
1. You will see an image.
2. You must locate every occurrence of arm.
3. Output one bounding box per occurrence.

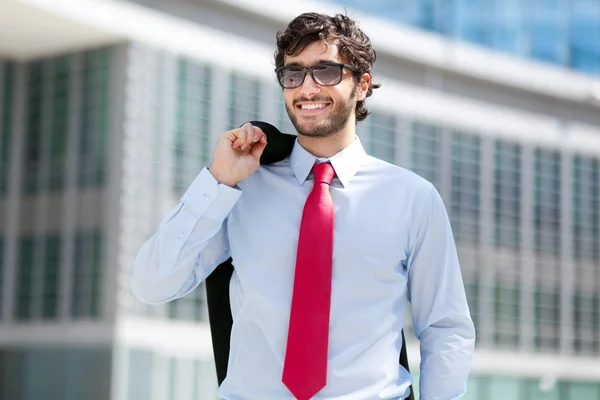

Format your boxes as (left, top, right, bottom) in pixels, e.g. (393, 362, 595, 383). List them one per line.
(130, 167, 242, 305)
(406, 184, 476, 400)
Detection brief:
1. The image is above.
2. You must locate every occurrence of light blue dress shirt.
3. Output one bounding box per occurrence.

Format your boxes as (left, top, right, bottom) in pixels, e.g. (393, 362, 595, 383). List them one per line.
(131, 137, 476, 400)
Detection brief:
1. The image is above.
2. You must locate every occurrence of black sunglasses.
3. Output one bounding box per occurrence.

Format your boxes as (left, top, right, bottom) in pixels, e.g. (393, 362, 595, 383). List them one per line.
(275, 62, 358, 89)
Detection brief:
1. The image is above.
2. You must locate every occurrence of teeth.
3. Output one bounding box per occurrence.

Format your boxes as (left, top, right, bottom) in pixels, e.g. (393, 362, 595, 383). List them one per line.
(301, 103, 327, 110)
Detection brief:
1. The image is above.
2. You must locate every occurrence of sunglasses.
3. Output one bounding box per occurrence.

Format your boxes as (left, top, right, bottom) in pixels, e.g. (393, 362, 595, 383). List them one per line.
(275, 62, 358, 89)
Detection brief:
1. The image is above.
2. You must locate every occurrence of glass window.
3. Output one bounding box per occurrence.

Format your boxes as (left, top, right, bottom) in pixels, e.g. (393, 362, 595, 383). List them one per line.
(192, 359, 219, 400)
(0, 236, 3, 319)
(42, 235, 61, 319)
(0, 61, 13, 196)
(15, 236, 36, 320)
(22, 61, 44, 195)
(0, 347, 112, 400)
(525, 378, 562, 400)
(493, 282, 520, 348)
(572, 155, 599, 355)
(572, 288, 599, 354)
(167, 358, 178, 400)
(461, 375, 484, 400)
(48, 56, 70, 192)
(71, 230, 103, 319)
(568, 381, 600, 399)
(454, 0, 495, 47)
(78, 47, 111, 189)
(451, 132, 480, 243)
(492, 0, 526, 54)
(364, 112, 396, 164)
(488, 376, 522, 400)
(21, 55, 74, 195)
(411, 122, 440, 190)
(417, 0, 443, 33)
(127, 350, 154, 400)
(570, 0, 600, 75)
(533, 152, 562, 352)
(572, 155, 599, 261)
(228, 73, 260, 130)
(63, 348, 112, 400)
(388, 0, 439, 32)
(327, 0, 444, 33)
(533, 285, 561, 351)
(528, 0, 569, 64)
(173, 60, 212, 194)
(323, 0, 598, 75)
(534, 149, 561, 255)
(494, 141, 522, 249)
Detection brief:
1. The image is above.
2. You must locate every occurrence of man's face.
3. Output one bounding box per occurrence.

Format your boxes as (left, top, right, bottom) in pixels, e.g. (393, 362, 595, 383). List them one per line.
(282, 41, 364, 138)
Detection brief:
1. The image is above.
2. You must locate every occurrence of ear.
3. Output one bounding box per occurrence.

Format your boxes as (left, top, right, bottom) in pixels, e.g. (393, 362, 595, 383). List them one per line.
(356, 73, 370, 101)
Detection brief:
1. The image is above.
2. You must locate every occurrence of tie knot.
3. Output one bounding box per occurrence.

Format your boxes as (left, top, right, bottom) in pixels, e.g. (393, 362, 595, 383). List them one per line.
(312, 162, 335, 185)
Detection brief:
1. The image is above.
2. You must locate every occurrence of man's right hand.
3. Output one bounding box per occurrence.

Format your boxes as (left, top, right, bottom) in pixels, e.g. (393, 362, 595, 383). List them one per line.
(208, 122, 268, 187)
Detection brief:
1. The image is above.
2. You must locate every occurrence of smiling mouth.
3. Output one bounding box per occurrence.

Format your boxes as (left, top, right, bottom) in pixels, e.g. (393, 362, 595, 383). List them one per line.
(296, 103, 331, 111)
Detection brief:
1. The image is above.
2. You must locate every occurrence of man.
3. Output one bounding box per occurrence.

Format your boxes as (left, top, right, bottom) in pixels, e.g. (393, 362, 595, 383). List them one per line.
(131, 12, 475, 400)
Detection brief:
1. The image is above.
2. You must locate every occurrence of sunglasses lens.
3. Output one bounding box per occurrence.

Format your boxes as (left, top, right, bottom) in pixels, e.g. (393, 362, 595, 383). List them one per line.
(312, 65, 342, 86)
(279, 67, 305, 88)
(277, 64, 344, 88)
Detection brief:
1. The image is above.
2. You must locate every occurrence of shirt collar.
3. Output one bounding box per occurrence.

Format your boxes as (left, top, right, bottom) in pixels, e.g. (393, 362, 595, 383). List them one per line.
(289, 136, 367, 188)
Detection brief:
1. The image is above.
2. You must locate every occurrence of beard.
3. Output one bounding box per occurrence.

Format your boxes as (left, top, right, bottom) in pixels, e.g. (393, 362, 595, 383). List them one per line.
(286, 86, 357, 138)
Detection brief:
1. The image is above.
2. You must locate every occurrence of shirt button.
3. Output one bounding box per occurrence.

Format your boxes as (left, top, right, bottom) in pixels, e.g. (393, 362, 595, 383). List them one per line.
(216, 198, 223, 205)
(177, 232, 185, 239)
(204, 194, 211, 201)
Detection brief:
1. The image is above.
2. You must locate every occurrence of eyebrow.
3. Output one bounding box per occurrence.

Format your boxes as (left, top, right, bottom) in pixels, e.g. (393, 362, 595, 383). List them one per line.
(284, 59, 338, 67)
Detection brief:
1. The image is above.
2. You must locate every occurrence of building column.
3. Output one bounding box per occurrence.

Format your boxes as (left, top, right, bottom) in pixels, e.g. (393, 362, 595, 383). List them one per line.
(103, 43, 129, 323)
(478, 136, 495, 348)
(520, 144, 535, 352)
(118, 43, 178, 319)
(208, 67, 229, 151)
(438, 127, 452, 206)
(396, 118, 411, 169)
(2, 62, 27, 323)
(259, 77, 278, 125)
(0, 59, 6, 319)
(560, 151, 574, 354)
(59, 53, 83, 321)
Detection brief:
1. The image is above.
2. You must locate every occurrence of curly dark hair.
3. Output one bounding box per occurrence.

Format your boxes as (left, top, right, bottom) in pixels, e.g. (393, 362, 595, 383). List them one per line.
(274, 12, 380, 123)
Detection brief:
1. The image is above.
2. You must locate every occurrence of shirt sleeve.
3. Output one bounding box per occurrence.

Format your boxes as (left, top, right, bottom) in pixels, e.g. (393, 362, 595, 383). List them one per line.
(130, 167, 242, 305)
(406, 184, 476, 400)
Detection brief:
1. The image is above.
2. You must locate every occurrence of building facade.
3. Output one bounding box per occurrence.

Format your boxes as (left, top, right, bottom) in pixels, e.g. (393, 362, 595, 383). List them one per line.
(329, 0, 600, 76)
(0, 0, 599, 399)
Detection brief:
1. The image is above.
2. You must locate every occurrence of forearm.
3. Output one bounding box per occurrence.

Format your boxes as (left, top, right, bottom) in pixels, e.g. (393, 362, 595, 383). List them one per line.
(130, 167, 241, 304)
(418, 316, 476, 399)
(407, 184, 476, 398)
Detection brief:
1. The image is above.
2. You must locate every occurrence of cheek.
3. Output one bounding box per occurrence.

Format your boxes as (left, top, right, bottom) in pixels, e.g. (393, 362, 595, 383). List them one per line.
(331, 86, 354, 105)
(283, 90, 295, 108)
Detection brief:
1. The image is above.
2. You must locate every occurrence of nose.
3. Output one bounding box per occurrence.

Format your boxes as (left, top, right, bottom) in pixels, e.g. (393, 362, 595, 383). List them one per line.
(299, 71, 320, 96)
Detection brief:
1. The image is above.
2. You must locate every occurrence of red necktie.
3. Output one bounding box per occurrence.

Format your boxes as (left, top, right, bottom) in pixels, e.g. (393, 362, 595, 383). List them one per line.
(282, 162, 335, 400)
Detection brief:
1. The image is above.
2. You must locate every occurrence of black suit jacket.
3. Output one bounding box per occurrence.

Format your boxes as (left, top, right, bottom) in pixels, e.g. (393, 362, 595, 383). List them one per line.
(205, 121, 415, 400)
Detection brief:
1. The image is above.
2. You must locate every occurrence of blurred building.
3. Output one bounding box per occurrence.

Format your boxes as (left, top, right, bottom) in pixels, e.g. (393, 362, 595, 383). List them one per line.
(0, 0, 599, 399)
(330, 0, 600, 77)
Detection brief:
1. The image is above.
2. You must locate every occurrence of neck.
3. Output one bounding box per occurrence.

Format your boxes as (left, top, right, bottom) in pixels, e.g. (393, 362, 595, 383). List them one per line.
(297, 123, 356, 159)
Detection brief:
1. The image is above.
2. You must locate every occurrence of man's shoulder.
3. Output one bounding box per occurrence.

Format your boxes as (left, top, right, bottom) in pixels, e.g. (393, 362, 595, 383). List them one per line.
(361, 154, 435, 193)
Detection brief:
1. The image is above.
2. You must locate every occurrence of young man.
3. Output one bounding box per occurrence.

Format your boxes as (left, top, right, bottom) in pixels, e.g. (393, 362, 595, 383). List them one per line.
(131, 12, 476, 400)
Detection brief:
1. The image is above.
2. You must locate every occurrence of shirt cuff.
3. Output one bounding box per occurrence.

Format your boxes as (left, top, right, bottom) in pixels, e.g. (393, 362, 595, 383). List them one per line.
(180, 167, 242, 221)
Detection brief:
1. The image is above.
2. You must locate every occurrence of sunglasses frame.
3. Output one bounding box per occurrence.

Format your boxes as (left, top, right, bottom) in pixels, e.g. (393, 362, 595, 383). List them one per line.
(275, 62, 358, 89)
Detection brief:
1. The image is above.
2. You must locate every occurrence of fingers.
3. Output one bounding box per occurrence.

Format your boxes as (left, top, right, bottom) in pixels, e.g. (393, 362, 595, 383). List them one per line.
(231, 123, 266, 152)
(250, 136, 268, 159)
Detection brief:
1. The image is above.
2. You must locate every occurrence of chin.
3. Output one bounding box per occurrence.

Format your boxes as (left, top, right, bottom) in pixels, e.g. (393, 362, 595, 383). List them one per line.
(296, 123, 337, 138)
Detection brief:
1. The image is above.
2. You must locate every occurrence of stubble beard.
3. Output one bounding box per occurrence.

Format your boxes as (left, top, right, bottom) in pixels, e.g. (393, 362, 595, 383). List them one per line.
(286, 86, 357, 139)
